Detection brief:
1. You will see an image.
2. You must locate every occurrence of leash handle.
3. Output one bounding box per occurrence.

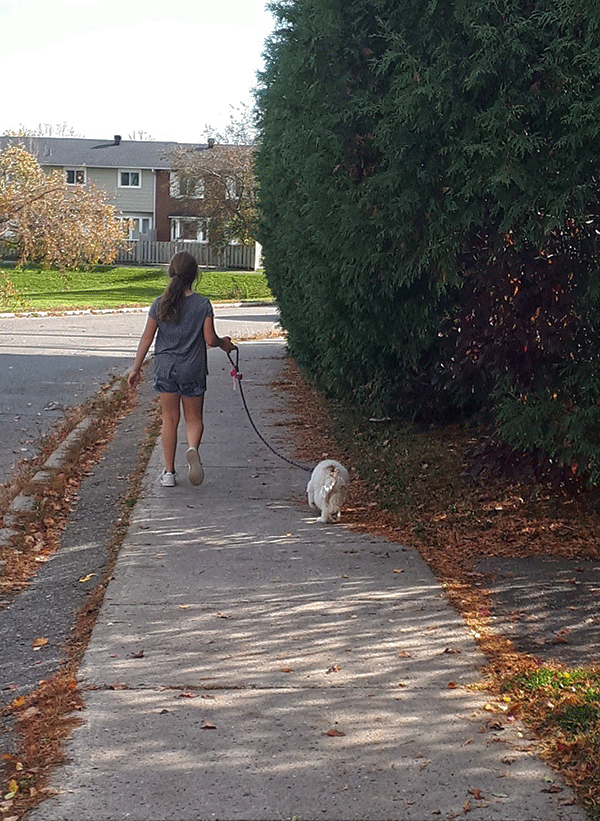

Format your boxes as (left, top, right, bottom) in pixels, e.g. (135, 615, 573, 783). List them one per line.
(228, 349, 242, 390)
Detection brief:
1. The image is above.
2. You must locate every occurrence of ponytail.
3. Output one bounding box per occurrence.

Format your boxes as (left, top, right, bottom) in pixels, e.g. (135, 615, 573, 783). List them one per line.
(157, 251, 199, 323)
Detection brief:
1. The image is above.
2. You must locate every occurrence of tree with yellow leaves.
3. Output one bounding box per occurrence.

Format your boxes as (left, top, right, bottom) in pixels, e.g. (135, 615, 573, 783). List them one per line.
(0, 143, 127, 269)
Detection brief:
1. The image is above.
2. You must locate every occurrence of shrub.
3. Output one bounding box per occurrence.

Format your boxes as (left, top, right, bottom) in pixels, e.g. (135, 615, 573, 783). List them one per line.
(256, 0, 600, 481)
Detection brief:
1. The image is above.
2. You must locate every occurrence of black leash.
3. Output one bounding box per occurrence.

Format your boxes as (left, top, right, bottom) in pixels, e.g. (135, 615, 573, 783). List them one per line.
(227, 348, 314, 473)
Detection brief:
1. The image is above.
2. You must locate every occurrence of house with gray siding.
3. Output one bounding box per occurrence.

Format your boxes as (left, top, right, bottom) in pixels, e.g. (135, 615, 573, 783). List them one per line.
(0, 134, 213, 242)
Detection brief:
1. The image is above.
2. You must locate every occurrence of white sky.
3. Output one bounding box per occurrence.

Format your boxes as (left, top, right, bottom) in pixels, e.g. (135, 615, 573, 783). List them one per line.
(0, 0, 277, 142)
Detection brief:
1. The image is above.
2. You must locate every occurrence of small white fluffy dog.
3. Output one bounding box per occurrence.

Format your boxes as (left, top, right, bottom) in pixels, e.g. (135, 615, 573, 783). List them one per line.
(307, 459, 349, 523)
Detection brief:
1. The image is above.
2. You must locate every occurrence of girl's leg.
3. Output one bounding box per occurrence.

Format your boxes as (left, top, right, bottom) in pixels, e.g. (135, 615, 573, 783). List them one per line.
(159, 392, 181, 473)
(181, 395, 205, 450)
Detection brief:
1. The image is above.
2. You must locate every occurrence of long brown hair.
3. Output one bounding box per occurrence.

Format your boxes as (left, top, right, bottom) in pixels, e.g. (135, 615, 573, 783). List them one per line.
(157, 251, 199, 323)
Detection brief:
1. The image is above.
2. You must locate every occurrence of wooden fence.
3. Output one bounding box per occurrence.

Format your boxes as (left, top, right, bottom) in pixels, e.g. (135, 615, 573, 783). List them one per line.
(0, 240, 261, 270)
(115, 241, 260, 270)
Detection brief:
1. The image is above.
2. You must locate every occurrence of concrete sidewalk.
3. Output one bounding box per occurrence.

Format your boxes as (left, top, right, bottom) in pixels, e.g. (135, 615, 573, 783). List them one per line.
(31, 341, 586, 821)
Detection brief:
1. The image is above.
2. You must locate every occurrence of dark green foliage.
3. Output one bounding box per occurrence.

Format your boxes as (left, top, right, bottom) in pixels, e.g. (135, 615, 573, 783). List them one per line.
(255, 0, 600, 483)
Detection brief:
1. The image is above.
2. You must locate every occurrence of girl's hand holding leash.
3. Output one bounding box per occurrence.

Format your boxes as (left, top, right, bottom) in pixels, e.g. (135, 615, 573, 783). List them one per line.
(219, 336, 237, 354)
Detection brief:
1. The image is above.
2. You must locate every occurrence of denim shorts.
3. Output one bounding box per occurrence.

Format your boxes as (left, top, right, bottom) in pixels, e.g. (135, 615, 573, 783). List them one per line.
(153, 364, 206, 397)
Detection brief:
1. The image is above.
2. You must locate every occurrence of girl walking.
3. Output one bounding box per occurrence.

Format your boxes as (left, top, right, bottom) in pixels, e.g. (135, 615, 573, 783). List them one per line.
(128, 251, 237, 486)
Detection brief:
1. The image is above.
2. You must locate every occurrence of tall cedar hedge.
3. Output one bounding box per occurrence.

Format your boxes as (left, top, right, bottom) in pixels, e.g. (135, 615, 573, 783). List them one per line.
(255, 0, 600, 485)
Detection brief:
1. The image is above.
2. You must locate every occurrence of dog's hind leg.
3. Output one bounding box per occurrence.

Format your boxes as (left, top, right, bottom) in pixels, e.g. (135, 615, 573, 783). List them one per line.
(317, 502, 333, 523)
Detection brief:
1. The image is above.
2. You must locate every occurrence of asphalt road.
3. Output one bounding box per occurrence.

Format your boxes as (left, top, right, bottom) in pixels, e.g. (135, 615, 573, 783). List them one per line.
(0, 304, 281, 486)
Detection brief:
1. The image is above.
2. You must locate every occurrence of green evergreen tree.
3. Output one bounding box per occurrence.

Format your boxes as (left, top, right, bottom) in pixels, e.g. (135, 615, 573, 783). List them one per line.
(256, 0, 600, 483)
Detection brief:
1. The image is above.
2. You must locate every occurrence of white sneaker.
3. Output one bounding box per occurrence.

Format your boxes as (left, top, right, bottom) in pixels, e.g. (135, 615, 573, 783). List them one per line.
(160, 470, 176, 487)
(186, 447, 204, 486)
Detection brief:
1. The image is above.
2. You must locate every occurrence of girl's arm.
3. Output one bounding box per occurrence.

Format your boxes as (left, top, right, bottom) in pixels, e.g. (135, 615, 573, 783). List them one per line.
(128, 316, 158, 389)
(203, 315, 237, 353)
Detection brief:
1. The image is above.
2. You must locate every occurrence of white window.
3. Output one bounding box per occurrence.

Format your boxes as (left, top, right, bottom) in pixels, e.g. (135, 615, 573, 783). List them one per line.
(119, 214, 152, 239)
(169, 171, 204, 199)
(225, 175, 241, 200)
(66, 168, 86, 185)
(119, 169, 141, 188)
(170, 217, 207, 243)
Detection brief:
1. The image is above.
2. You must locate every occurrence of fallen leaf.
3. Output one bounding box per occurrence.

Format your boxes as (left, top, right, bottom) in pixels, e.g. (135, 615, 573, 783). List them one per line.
(463, 799, 471, 813)
(469, 788, 484, 800)
(444, 647, 462, 654)
(130, 650, 144, 658)
(393, 568, 404, 574)
(32, 637, 48, 648)
(324, 728, 346, 737)
(447, 681, 458, 689)
(78, 573, 96, 583)
(201, 721, 217, 730)
(179, 692, 198, 699)
(280, 667, 294, 673)
(487, 721, 505, 731)
(556, 741, 578, 753)
(397, 650, 412, 658)
(326, 665, 341, 674)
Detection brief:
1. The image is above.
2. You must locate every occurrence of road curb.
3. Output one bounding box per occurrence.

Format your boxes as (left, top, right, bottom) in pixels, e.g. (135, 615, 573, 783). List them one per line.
(0, 300, 276, 320)
(0, 379, 128, 561)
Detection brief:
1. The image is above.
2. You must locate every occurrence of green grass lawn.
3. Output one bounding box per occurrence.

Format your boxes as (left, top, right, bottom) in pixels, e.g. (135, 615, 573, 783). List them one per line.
(0, 263, 273, 313)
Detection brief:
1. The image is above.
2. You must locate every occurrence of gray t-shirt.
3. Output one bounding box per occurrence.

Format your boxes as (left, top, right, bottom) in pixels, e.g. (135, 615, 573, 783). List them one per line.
(149, 292, 214, 385)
